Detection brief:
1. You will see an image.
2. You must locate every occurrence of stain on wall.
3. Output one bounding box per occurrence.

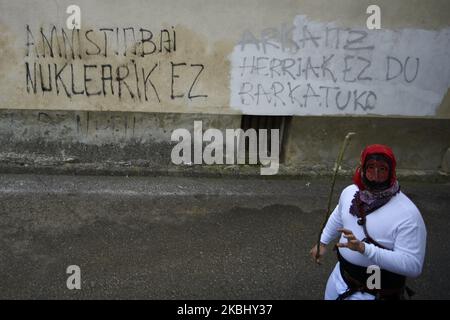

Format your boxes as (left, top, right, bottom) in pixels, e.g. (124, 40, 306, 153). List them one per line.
(0, 0, 449, 118)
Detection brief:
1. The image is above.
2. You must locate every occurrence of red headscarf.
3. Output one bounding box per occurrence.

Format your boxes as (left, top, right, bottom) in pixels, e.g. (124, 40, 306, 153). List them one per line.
(352, 144, 397, 190)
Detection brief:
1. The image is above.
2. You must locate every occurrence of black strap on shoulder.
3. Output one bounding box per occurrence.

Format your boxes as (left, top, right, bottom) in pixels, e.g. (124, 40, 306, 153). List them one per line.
(356, 210, 388, 249)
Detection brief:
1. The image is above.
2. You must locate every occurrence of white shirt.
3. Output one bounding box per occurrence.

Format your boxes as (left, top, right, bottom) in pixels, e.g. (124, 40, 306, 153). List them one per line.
(320, 184, 427, 278)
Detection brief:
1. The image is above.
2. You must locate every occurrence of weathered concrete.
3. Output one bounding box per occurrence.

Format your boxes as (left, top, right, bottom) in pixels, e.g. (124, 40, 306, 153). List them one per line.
(1, 109, 449, 177)
(441, 148, 450, 173)
(0, 173, 448, 299)
(285, 116, 450, 172)
(1, 1, 449, 177)
(1, 0, 449, 116)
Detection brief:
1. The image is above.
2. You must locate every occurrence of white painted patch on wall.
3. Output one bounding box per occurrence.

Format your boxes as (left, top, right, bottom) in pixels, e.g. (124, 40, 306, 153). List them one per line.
(229, 15, 450, 116)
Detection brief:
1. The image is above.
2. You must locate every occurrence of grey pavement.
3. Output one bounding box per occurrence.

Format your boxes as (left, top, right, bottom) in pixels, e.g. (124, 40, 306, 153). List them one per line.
(0, 173, 449, 299)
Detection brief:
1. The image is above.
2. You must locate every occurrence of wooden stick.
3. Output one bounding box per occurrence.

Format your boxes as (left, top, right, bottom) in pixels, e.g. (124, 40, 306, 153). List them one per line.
(315, 132, 356, 262)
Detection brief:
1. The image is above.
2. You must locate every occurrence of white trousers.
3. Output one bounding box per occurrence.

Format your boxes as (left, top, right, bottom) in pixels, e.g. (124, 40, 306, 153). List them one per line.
(324, 263, 376, 300)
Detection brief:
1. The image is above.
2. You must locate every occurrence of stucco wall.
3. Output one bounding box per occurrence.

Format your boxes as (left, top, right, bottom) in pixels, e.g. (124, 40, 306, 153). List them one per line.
(1, 109, 448, 176)
(1, 0, 449, 117)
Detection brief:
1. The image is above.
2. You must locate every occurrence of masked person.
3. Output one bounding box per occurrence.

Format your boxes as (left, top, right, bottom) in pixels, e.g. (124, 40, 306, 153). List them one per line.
(310, 144, 427, 300)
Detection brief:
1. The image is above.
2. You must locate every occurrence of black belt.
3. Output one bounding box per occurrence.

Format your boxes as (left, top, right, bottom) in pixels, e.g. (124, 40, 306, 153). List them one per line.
(336, 249, 411, 300)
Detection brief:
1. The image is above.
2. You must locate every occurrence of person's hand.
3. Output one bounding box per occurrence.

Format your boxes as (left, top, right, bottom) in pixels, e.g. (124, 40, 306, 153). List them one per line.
(310, 243, 327, 265)
(336, 228, 365, 253)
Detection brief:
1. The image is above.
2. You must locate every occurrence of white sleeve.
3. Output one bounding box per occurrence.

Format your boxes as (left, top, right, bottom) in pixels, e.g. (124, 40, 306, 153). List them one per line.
(320, 202, 344, 245)
(362, 215, 427, 278)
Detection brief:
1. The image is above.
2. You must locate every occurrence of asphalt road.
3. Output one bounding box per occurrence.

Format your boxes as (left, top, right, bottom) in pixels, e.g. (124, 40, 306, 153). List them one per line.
(0, 173, 449, 299)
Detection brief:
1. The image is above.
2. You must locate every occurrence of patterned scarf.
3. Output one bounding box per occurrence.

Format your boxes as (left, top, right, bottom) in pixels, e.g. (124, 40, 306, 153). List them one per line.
(350, 180, 400, 217)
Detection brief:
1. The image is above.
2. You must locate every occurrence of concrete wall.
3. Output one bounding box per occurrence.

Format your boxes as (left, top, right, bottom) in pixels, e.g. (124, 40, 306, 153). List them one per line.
(1, 0, 449, 117)
(0, 1, 449, 176)
(284, 116, 450, 173)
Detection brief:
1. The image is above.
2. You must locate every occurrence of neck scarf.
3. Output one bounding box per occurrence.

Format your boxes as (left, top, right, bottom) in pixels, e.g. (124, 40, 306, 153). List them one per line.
(350, 181, 400, 216)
